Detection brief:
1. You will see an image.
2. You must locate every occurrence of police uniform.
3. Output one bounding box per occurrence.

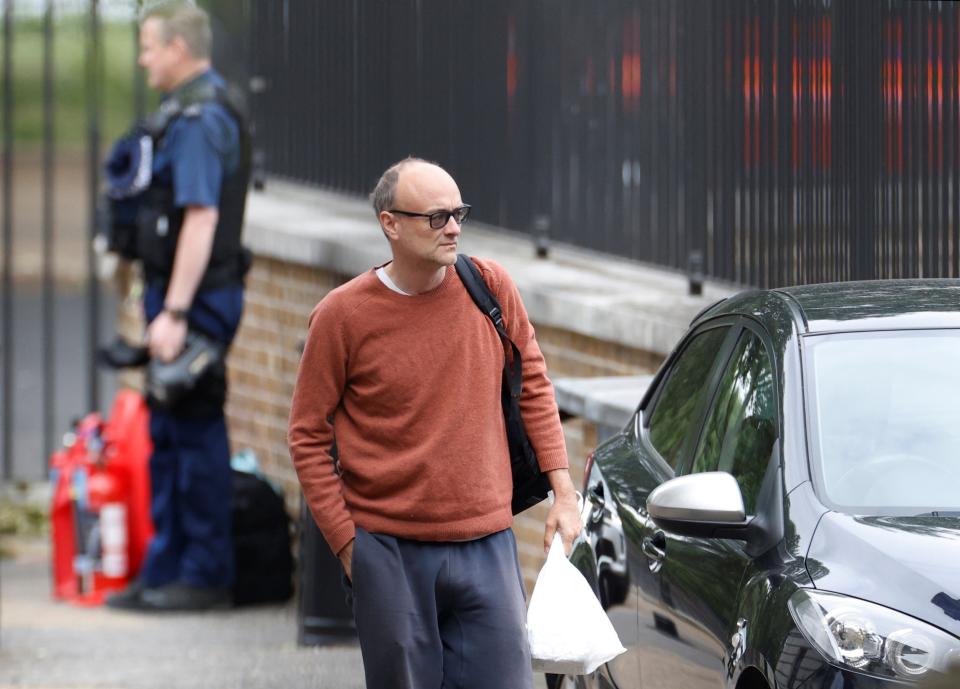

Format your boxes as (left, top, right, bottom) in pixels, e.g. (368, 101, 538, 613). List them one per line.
(137, 69, 249, 595)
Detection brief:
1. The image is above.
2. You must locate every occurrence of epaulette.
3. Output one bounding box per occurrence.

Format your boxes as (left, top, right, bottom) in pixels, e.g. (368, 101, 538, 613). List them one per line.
(140, 81, 247, 143)
(182, 102, 205, 118)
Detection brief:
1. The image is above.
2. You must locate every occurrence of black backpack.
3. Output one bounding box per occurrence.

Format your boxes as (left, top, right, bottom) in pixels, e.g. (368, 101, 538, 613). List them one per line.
(231, 469, 294, 606)
(454, 255, 551, 514)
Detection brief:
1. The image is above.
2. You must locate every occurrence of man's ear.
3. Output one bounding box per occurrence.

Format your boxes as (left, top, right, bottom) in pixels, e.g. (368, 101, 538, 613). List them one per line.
(380, 211, 400, 240)
(170, 34, 192, 61)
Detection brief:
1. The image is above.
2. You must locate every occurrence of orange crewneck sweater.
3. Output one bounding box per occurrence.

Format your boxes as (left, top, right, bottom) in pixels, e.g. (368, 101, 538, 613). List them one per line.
(288, 257, 569, 555)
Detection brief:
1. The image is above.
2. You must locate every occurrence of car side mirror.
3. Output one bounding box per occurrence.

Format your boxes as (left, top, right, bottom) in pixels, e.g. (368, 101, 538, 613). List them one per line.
(648, 472, 750, 540)
(647, 441, 784, 557)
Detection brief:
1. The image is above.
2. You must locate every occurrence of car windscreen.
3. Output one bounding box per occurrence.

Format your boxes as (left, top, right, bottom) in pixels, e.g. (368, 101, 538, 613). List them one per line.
(804, 330, 960, 516)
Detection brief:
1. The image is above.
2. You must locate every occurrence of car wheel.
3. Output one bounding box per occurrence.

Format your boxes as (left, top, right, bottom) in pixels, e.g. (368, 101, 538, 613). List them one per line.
(545, 674, 582, 689)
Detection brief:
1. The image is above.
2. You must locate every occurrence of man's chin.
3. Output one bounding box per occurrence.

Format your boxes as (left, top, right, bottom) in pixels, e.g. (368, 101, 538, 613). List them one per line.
(437, 246, 459, 264)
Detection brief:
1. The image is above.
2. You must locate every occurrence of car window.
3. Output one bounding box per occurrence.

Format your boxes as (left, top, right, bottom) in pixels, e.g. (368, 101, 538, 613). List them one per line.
(648, 327, 729, 470)
(807, 330, 960, 512)
(690, 330, 777, 514)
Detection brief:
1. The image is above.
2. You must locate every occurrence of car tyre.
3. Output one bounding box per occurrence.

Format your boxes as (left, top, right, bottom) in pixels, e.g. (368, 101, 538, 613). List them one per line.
(545, 674, 583, 689)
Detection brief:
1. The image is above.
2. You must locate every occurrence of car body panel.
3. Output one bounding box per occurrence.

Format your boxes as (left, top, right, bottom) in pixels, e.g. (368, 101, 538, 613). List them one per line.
(774, 279, 960, 333)
(583, 426, 654, 689)
(806, 512, 960, 636)
(588, 427, 734, 689)
(781, 481, 829, 579)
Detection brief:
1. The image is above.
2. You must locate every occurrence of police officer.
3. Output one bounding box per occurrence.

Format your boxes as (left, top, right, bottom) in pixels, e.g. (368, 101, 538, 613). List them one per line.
(107, 0, 250, 611)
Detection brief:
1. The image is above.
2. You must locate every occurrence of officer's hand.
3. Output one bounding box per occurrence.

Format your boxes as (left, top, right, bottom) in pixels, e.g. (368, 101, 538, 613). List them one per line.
(338, 539, 355, 581)
(544, 489, 582, 556)
(147, 311, 188, 363)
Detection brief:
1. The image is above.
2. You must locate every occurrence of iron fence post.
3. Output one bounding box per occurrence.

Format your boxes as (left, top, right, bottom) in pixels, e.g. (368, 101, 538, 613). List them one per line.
(42, 0, 55, 465)
(87, 0, 101, 414)
(2, 0, 14, 480)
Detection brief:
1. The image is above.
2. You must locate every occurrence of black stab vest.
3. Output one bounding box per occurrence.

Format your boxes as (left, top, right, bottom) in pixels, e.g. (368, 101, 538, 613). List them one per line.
(136, 81, 252, 291)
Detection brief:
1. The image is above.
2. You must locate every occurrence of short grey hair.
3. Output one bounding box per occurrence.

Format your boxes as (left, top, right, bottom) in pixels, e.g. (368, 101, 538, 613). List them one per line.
(141, 1, 212, 61)
(369, 156, 436, 216)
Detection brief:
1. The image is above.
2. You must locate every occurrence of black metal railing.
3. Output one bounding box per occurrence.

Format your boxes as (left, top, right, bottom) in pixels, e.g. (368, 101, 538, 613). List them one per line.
(246, 0, 960, 288)
(0, 0, 241, 480)
(0, 0, 139, 481)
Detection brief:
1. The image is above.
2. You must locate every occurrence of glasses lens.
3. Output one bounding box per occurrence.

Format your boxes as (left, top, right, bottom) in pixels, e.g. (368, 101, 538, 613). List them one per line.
(453, 206, 470, 224)
(429, 211, 449, 230)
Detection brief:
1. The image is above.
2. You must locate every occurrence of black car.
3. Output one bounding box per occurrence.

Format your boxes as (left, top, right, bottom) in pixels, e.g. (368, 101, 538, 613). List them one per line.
(555, 280, 960, 689)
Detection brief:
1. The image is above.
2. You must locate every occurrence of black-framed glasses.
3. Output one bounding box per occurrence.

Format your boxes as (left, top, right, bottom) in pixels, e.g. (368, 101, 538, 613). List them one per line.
(388, 204, 472, 230)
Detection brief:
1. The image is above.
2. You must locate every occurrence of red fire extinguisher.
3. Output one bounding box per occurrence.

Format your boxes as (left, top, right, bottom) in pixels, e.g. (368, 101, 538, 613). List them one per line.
(69, 462, 129, 606)
(50, 413, 102, 601)
(49, 390, 154, 606)
(101, 389, 153, 577)
(65, 417, 126, 607)
(50, 446, 79, 601)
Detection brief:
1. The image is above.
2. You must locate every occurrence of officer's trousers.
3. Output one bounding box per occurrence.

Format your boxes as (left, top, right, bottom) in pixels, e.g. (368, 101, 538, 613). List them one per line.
(140, 284, 243, 589)
(143, 409, 234, 587)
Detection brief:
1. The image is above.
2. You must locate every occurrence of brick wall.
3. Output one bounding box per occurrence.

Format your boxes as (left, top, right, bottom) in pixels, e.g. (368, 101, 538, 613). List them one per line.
(119, 255, 661, 592)
(225, 257, 345, 518)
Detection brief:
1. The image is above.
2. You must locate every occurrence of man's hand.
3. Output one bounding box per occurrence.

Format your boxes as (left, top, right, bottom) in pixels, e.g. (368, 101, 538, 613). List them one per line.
(146, 310, 188, 362)
(338, 538, 355, 581)
(543, 468, 582, 555)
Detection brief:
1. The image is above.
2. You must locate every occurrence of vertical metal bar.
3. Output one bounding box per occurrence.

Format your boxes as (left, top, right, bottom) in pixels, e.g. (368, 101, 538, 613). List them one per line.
(134, 0, 145, 120)
(42, 0, 55, 465)
(352, 0, 360, 192)
(1, 0, 13, 479)
(87, 0, 101, 413)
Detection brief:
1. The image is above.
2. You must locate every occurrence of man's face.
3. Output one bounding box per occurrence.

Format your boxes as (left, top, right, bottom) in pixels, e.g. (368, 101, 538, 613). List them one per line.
(138, 18, 181, 92)
(384, 164, 464, 269)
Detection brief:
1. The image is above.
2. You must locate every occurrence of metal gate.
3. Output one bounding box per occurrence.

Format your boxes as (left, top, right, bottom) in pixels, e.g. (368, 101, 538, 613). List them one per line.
(0, 0, 254, 482)
(0, 0, 147, 482)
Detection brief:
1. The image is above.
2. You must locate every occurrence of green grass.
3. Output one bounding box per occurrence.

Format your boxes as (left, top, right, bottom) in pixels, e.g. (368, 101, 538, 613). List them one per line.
(1, 16, 157, 147)
(0, 497, 47, 538)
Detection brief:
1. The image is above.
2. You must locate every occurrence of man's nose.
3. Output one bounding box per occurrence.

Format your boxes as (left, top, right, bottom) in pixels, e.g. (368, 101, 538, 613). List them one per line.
(443, 217, 461, 235)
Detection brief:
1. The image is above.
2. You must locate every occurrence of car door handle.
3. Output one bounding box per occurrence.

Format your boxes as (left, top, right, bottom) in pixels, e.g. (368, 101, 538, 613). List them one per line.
(642, 531, 666, 561)
(587, 485, 605, 508)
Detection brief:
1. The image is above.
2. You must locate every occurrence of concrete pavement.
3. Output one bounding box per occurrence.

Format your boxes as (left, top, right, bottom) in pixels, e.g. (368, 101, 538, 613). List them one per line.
(0, 538, 365, 689)
(0, 538, 552, 689)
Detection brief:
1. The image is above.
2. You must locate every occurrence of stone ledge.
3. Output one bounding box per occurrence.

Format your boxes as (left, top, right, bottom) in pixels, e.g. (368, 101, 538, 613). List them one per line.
(244, 178, 737, 356)
(553, 375, 655, 432)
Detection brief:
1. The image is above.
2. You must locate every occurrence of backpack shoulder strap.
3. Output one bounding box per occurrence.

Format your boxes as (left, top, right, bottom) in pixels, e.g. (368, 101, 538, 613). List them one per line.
(455, 254, 523, 397)
(454, 254, 509, 339)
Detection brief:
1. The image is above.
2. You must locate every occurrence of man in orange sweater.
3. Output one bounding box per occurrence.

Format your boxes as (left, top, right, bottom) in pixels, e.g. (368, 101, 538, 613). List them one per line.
(288, 158, 581, 689)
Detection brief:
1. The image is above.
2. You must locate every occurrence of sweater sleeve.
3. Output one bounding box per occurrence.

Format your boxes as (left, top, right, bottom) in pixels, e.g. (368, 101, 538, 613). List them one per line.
(484, 261, 569, 473)
(287, 297, 356, 555)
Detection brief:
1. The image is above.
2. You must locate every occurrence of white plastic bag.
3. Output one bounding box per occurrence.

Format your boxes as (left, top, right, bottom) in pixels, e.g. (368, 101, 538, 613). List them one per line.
(526, 534, 627, 675)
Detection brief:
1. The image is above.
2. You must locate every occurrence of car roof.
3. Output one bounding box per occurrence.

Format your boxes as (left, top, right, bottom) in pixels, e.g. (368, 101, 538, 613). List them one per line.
(700, 279, 960, 335)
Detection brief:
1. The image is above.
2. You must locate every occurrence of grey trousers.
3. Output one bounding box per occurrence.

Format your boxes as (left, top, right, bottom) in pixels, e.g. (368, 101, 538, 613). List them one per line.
(344, 527, 533, 689)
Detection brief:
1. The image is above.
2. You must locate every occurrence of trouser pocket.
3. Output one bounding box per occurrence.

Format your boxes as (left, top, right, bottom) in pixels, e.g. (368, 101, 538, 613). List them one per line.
(339, 528, 363, 612)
